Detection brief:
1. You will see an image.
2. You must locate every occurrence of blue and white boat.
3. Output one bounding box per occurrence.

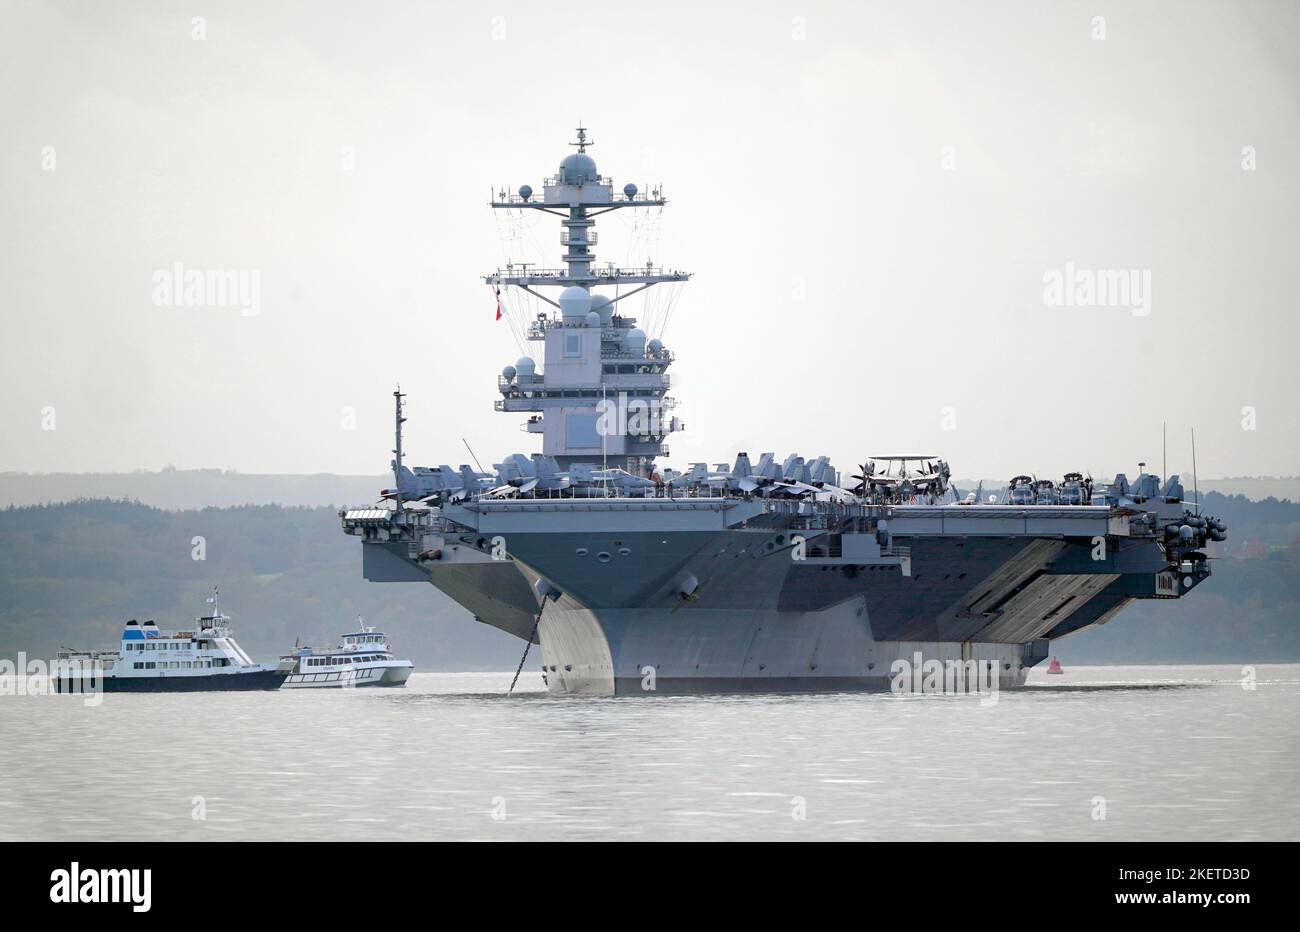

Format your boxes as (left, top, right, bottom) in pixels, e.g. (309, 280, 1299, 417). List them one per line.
(52, 588, 291, 693)
(279, 621, 414, 688)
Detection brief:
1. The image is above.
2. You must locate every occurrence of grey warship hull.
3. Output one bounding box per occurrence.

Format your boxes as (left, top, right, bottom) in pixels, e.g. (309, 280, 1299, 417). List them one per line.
(348, 495, 1212, 696)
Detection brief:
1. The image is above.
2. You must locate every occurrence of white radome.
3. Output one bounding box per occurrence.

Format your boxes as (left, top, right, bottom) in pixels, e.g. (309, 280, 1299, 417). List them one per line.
(624, 328, 647, 355)
(559, 286, 592, 321)
(590, 294, 614, 325)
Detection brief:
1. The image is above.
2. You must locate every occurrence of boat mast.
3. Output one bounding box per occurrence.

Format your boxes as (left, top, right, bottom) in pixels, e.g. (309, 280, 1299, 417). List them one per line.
(392, 386, 407, 514)
(486, 126, 689, 300)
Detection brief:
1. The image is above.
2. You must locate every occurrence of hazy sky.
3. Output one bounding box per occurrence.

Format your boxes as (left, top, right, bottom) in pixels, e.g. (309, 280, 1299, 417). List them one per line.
(3, 0, 1297, 481)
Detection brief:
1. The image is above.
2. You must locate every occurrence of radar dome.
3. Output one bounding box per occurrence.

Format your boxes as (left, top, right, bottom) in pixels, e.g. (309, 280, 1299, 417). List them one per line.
(502, 364, 517, 381)
(590, 293, 614, 325)
(623, 182, 638, 199)
(585, 311, 601, 328)
(515, 356, 536, 378)
(647, 338, 664, 353)
(559, 152, 599, 185)
(623, 328, 647, 356)
(518, 184, 533, 201)
(558, 286, 592, 322)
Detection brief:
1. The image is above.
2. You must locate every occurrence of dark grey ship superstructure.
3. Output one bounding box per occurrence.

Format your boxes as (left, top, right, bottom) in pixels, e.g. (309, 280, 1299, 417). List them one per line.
(341, 129, 1226, 695)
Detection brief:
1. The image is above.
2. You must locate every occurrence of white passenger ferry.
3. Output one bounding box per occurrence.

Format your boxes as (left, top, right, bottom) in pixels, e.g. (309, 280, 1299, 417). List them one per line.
(280, 622, 414, 688)
(52, 588, 291, 693)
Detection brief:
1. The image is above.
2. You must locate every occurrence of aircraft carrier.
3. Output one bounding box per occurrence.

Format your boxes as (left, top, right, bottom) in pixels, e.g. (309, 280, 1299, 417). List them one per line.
(341, 128, 1227, 695)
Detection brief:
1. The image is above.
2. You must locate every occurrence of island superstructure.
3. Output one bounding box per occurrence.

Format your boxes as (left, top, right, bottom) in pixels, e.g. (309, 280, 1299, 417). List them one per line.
(340, 129, 1227, 695)
(489, 125, 686, 474)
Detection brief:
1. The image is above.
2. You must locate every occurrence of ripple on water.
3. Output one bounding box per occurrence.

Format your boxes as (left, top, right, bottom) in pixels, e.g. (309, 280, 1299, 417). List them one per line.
(0, 665, 1296, 841)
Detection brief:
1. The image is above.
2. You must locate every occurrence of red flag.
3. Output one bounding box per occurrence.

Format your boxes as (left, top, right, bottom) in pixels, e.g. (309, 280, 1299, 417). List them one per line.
(494, 286, 502, 321)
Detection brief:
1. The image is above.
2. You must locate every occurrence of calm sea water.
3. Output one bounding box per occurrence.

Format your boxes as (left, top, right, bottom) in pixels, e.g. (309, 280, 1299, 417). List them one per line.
(3, 664, 1297, 841)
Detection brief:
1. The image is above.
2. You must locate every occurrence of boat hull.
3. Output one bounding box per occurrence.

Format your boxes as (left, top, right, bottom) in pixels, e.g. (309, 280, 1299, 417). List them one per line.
(536, 600, 1036, 696)
(53, 669, 289, 693)
(347, 499, 1209, 698)
(280, 662, 413, 689)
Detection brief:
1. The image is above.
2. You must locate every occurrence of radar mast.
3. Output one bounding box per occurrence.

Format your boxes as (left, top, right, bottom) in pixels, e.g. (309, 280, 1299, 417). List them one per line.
(488, 128, 691, 473)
